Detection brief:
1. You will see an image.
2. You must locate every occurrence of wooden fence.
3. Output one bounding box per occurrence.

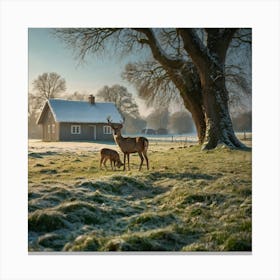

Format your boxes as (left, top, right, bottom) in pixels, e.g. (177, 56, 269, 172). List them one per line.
(143, 132, 252, 144)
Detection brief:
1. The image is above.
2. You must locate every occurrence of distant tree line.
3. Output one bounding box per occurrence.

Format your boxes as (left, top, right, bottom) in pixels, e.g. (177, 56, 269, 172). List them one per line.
(143, 108, 194, 135)
(29, 72, 251, 139)
(231, 111, 252, 132)
(28, 72, 66, 138)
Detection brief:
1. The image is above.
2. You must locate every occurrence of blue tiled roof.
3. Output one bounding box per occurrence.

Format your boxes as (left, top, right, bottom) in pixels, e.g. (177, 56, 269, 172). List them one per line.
(46, 99, 123, 123)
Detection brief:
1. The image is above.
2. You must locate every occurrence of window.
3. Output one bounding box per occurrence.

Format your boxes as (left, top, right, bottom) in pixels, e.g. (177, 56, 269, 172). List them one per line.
(52, 124, 55, 133)
(71, 125, 81, 134)
(103, 125, 112, 135)
(47, 124, 51, 134)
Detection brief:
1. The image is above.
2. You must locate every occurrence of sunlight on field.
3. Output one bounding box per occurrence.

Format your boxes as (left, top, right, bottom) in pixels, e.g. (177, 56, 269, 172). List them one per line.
(28, 138, 252, 252)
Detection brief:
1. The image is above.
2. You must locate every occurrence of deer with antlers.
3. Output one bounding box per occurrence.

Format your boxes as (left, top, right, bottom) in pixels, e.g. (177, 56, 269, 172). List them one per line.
(107, 118, 149, 171)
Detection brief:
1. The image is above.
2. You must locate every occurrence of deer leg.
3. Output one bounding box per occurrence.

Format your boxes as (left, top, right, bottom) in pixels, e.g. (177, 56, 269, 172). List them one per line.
(127, 153, 130, 171)
(100, 157, 103, 169)
(104, 158, 108, 170)
(110, 159, 113, 171)
(143, 151, 149, 170)
(123, 153, 126, 171)
(138, 152, 144, 171)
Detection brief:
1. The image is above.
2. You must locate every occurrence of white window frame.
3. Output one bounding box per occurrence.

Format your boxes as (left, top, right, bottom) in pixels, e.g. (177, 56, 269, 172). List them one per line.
(52, 124, 55, 134)
(71, 125, 81, 135)
(103, 125, 112, 135)
(47, 124, 51, 134)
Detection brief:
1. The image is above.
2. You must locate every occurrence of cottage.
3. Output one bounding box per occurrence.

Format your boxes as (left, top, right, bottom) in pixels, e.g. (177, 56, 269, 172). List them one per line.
(37, 95, 123, 142)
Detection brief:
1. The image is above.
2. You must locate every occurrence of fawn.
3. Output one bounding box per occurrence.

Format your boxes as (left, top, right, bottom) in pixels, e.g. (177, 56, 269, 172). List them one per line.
(100, 148, 124, 170)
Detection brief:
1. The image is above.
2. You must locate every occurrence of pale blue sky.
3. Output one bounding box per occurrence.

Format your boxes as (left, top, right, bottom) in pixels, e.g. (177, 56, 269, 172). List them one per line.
(28, 28, 251, 117)
(28, 28, 152, 114)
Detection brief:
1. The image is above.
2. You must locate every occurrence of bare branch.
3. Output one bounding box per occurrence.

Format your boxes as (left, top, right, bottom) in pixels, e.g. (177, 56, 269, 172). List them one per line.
(205, 28, 238, 63)
(32, 72, 66, 100)
(97, 84, 141, 118)
(132, 28, 184, 69)
(231, 29, 252, 48)
(122, 60, 180, 107)
(53, 28, 122, 62)
(178, 28, 211, 72)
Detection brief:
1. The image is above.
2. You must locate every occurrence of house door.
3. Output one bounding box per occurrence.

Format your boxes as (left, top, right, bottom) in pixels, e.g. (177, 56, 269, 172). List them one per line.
(92, 125, 96, 140)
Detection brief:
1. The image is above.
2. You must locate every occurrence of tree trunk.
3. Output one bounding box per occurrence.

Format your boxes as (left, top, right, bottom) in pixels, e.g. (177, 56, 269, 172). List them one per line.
(167, 62, 207, 145)
(191, 106, 206, 145)
(201, 66, 246, 150)
(181, 93, 206, 144)
(178, 28, 247, 150)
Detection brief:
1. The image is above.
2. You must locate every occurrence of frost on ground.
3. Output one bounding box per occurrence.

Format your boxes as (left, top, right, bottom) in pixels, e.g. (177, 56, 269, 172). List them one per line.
(28, 139, 252, 252)
(28, 139, 116, 153)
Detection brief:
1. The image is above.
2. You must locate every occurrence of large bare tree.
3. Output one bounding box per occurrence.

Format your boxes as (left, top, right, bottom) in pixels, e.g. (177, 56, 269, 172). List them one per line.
(32, 72, 66, 100)
(96, 84, 140, 118)
(54, 28, 251, 149)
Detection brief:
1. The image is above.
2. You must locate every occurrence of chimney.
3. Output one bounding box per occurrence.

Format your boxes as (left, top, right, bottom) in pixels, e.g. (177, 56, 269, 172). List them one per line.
(88, 95, 95, 105)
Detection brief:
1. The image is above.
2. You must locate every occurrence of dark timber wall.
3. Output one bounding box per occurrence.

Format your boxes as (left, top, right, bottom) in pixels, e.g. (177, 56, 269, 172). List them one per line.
(59, 123, 113, 141)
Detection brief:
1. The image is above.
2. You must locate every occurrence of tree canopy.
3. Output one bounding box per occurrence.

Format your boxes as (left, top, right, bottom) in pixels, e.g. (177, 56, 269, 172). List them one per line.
(96, 84, 146, 134)
(96, 84, 140, 118)
(54, 28, 251, 149)
(32, 72, 66, 100)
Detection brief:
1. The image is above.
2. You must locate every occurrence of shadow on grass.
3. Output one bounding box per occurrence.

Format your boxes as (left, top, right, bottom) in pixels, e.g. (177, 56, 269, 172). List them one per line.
(103, 228, 203, 251)
(147, 171, 219, 181)
(75, 176, 170, 201)
(240, 146, 252, 152)
(28, 151, 58, 158)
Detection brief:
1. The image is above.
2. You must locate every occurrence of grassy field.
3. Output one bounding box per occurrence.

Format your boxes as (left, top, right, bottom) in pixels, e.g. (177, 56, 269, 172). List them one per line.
(28, 140, 252, 252)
